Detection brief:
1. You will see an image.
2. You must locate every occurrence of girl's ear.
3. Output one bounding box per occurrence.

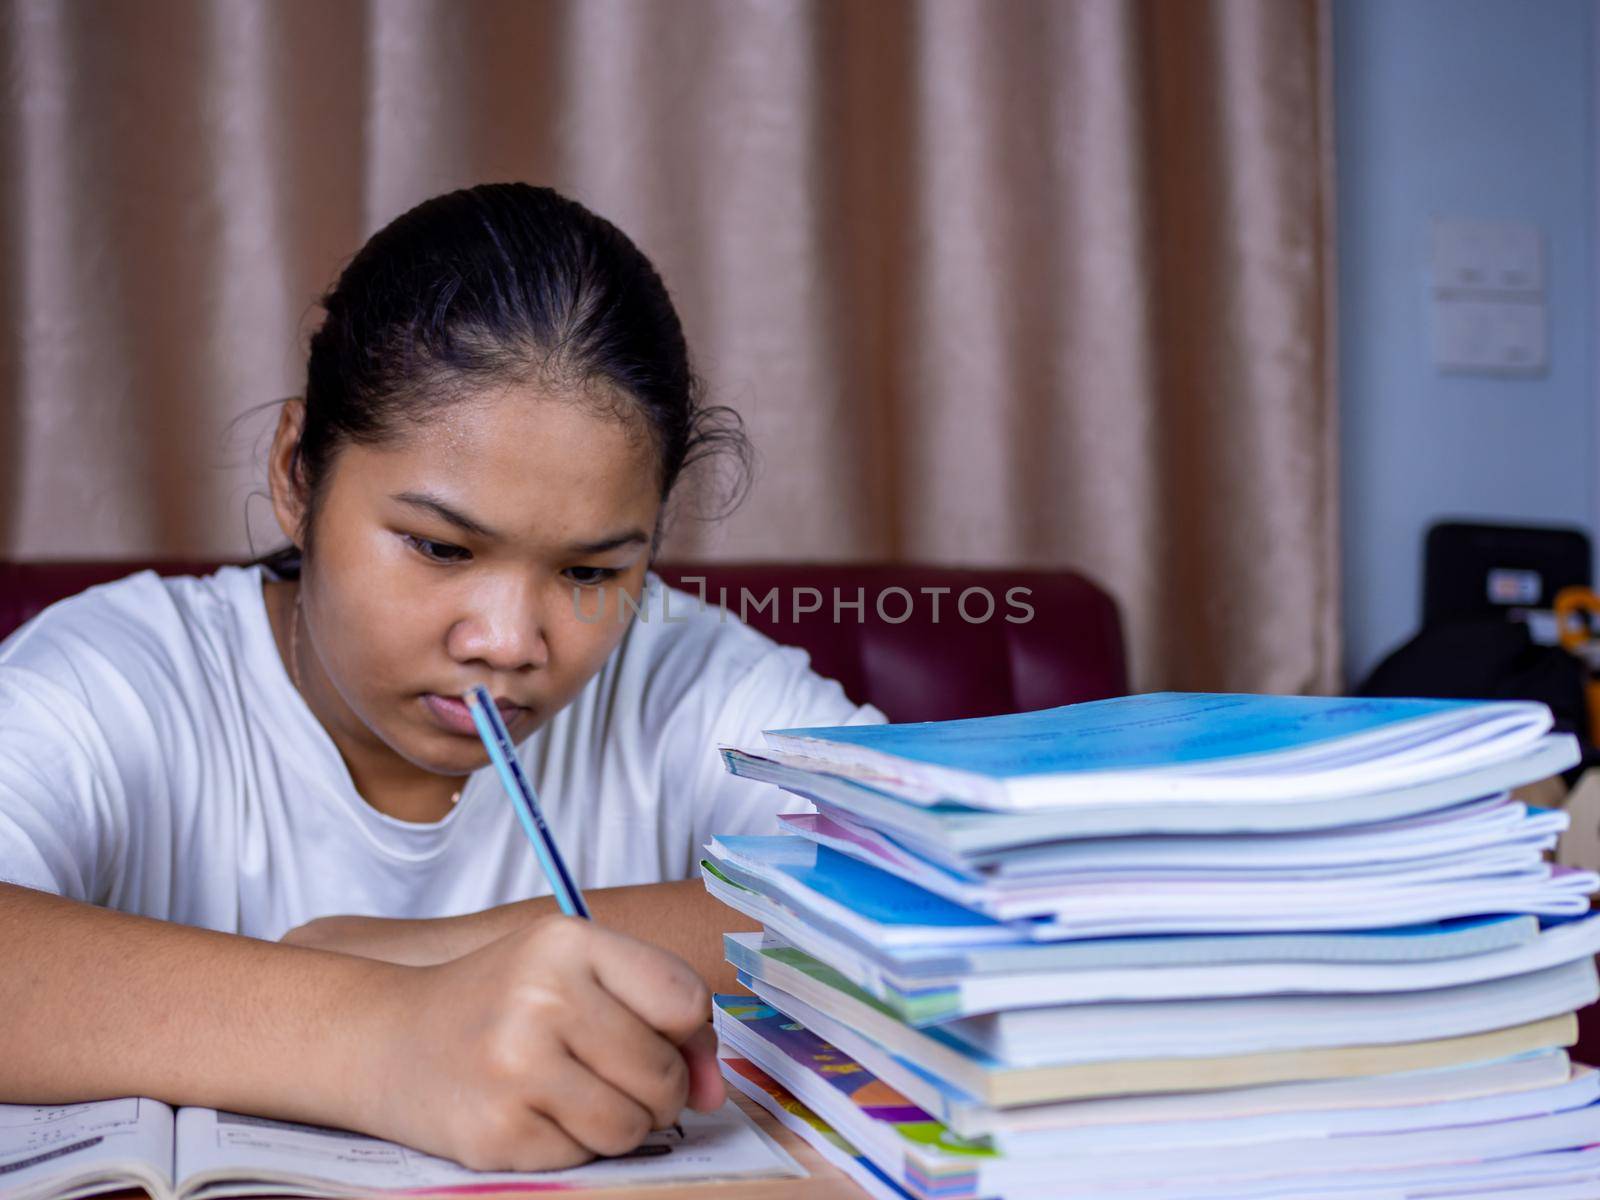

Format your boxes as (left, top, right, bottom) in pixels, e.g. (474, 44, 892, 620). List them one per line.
(267, 399, 310, 547)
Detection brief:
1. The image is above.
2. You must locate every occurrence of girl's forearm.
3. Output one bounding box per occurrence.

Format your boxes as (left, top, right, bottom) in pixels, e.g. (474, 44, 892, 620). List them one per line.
(3, 883, 726, 1168)
(0, 881, 403, 1129)
(283, 880, 759, 990)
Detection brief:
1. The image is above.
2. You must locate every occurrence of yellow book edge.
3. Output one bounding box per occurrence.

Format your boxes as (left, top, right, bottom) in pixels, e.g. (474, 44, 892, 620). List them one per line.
(985, 1012, 1578, 1105)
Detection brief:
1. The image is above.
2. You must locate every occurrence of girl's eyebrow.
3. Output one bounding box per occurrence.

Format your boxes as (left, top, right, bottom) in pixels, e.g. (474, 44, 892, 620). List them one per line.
(392, 491, 499, 540)
(393, 491, 648, 555)
(567, 530, 651, 555)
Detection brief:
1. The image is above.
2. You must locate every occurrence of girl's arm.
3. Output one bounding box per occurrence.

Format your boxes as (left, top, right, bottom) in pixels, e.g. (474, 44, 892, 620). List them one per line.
(0, 882, 722, 1169)
(282, 878, 759, 987)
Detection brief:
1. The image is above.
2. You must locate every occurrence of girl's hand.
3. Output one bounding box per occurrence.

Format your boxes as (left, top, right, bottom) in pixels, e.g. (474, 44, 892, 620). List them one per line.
(358, 916, 724, 1171)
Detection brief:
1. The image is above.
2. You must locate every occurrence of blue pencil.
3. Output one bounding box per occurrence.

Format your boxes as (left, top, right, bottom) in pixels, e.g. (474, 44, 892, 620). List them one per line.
(465, 685, 591, 919)
(467, 687, 694, 1138)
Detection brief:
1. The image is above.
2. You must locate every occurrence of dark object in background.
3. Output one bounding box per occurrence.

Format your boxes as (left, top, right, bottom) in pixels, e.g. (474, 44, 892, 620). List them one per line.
(1424, 522, 1591, 625)
(1359, 521, 1595, 766)
(1358, 618, 1589, 747)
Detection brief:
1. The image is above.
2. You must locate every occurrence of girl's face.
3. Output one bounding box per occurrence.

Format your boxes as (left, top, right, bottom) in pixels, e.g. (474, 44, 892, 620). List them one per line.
(272, 384, 664, 790)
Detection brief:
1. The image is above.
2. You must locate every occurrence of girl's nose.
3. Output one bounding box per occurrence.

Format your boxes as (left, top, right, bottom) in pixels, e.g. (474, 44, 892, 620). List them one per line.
(447, 578, 550, 672)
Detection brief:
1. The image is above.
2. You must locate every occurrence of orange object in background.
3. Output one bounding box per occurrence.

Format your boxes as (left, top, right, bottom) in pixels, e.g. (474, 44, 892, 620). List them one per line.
(1553, 586, 1600, 747)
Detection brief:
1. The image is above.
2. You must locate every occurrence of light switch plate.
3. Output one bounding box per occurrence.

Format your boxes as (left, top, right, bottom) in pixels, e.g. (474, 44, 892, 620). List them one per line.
(1431, 295, 1547, 374)
(1431, 218, 1544, 295)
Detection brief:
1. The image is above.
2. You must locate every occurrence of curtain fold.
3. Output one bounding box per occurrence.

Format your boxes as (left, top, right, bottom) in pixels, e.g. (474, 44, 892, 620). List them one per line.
(0, 0, 1338, 692)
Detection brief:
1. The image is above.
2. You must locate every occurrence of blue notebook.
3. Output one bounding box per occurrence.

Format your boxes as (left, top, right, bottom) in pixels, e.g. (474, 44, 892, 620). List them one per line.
(758, 692, 1557, 810)
(723, 736, 1578, 844)
(705, 835, 1549, 951)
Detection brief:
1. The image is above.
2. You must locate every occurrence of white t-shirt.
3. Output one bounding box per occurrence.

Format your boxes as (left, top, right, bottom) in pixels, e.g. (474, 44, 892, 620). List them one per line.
(0, 565, 883, 940)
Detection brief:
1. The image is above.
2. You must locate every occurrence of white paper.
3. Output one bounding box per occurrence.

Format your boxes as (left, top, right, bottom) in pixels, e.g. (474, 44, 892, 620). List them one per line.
(0, 1097, 174, 1200)
(173, 1099, 803, 1197)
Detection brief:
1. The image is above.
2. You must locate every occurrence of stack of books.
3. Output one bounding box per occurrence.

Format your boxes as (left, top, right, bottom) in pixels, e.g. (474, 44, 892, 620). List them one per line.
(703, 693, 1600, 1200)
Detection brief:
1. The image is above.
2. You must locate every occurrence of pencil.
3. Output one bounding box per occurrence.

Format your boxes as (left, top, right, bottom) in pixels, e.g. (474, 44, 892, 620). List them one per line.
(465, 685, 689, 1137)
(464, 684, 591, 919)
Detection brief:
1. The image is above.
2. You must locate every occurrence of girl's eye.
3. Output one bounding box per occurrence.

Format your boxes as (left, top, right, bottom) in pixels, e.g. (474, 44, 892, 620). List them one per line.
(564, 566, 620, 587)
(403, 535, 471, 564)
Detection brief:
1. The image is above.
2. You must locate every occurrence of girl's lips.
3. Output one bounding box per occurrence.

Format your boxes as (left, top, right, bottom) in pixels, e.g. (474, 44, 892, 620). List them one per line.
(420, 693, 530, 737)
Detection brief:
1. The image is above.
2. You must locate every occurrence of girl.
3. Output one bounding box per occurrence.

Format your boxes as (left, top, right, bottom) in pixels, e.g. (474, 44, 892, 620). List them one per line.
(0, 184, 883, 1171)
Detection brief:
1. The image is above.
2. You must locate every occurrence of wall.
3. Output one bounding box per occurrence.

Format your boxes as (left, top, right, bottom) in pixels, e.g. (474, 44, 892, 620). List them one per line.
(1334, 0, 1595, 686)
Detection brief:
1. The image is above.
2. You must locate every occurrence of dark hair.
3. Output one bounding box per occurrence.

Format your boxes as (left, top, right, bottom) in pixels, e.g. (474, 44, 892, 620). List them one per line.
(259, 183, 748, 577)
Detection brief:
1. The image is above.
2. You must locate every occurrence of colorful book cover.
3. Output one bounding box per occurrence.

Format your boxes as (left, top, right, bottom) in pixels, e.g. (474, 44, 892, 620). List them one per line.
(719, 1056, 914, 1200)
(705, 855, 1540, 985)
(708, 834, 1596, 946)
(765, 692, 1536, 777)
(723, 735, 1579, 837)
(713, 993, 992, 1200)
(728, 916, 1600, 1034)
(714, 996, 1600, 1198)
(724, 935, 985, 1078)
(708, 837, 1017, 942)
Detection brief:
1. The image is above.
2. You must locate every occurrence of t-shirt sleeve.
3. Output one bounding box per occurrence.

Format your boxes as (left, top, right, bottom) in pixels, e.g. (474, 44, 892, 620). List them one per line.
(0, 665, 130, 901)
(682, 643, 886, 854)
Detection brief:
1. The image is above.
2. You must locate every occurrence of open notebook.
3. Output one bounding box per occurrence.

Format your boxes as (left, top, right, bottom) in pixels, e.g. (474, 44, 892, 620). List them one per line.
(0, 1096, 802, 1200)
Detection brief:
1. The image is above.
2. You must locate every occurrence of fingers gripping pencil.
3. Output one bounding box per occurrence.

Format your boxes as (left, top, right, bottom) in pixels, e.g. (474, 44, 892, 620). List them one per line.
(465, 685, 692, 1137)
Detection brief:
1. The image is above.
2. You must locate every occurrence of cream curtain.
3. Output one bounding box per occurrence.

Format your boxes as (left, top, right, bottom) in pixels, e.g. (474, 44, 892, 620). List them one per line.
(0, 0, 1338, 693)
